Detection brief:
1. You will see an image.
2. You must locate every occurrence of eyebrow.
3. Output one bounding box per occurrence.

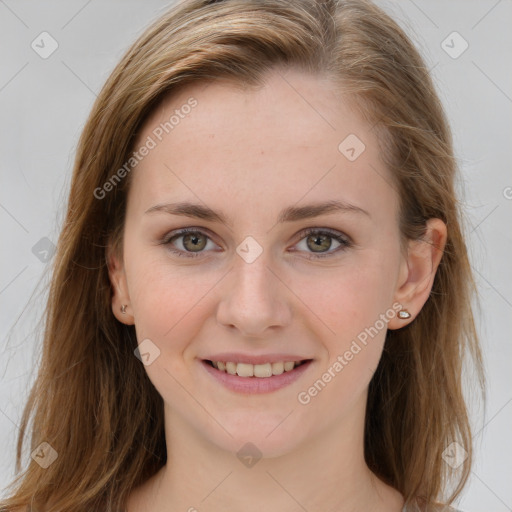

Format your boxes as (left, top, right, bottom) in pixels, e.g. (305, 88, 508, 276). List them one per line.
(144, 199, 370, 226)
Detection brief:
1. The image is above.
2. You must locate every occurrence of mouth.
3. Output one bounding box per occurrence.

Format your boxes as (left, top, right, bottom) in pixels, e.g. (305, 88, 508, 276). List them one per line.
(204, 359, 311, 377)
(200, 358, 314, 394)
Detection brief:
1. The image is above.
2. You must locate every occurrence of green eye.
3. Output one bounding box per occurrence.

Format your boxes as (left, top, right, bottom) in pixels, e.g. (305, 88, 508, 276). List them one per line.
(293, 228, 352, 260)
(162, 227, 352, 259)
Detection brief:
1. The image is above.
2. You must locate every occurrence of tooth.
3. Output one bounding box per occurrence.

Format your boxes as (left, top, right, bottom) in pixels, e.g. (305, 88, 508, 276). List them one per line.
(271, 362, 284, 375)
(236, 363, 254, 377)
(215, 360, 303, 377)
(226, 362, 237, 375)
(284, 361, 295, 372)
(254, 363, 272, 378)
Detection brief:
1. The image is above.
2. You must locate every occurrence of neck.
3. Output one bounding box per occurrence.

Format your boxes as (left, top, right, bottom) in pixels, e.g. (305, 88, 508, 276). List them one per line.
(128, 399, 404, 512)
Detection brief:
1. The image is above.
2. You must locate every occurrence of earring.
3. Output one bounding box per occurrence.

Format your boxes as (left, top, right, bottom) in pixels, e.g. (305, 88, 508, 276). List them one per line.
(121, 304, 128, 314)
(397, 309, 411, 319)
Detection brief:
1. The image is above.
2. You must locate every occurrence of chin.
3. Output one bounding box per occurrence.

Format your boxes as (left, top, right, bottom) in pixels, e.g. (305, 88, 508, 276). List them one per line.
(200, 412, 313, 459)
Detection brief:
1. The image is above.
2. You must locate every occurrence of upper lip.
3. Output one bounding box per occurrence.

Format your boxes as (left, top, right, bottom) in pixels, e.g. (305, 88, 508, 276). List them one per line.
(202, 353, 312, 365)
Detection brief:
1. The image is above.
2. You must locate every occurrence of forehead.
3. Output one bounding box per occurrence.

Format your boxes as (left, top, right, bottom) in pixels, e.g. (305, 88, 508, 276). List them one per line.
(127, 69, 397, 219)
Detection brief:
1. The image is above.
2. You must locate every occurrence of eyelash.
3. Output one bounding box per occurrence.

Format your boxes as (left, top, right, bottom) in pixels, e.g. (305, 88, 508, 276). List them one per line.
(161, 227, 352, 260)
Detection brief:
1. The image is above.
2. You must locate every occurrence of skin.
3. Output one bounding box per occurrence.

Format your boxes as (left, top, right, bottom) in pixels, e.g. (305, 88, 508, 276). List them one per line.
(109, 67, 446, 512)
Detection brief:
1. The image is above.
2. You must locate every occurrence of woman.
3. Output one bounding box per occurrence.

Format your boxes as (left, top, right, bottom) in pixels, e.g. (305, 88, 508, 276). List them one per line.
(0, 0, 484, 510)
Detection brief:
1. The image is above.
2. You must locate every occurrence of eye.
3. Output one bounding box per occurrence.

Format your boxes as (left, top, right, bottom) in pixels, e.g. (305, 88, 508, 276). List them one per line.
(161, 227, 352, 259)
(293, 227, 352, 259)
(162, 228, 217, 258)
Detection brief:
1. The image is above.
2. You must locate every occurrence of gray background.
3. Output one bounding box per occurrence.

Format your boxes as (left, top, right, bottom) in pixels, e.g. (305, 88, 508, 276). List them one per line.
(1, 1, 511, 510)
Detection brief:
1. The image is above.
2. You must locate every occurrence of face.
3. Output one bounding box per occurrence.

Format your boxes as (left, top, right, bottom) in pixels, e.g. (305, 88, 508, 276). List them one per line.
(110, 68, 413, 456)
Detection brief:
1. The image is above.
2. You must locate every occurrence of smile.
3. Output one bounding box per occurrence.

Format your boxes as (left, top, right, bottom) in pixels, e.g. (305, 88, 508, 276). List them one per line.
(201, 359, 313, 394)
(207, 360, 306, 377)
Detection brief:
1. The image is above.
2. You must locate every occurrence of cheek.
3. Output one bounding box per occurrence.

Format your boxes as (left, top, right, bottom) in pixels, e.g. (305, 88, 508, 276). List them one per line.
(126, 260, 217, 398)
(129, 263, 215, 342)
(312, 257, 396, 337)
(301, 253, 398, 398)
(122, 237, 216, 347)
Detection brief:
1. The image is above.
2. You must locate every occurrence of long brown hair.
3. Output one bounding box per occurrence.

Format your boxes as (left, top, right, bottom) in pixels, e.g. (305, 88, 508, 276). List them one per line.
(1, 0, 484, 510)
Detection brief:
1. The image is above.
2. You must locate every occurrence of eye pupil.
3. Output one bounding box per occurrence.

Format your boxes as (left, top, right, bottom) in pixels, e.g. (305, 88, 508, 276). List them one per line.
(183, 232, 206, 251)
(307, 234, 331, 252)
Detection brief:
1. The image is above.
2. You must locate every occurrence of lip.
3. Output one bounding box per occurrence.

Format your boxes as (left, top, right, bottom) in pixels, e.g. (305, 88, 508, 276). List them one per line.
(201, 353, 309, 365)
(200, 358, 313, 394)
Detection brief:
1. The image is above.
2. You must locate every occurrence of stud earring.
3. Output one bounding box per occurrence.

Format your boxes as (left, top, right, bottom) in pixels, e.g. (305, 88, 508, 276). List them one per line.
(121, 304, 128, 314)
(397, 309, 411, 319)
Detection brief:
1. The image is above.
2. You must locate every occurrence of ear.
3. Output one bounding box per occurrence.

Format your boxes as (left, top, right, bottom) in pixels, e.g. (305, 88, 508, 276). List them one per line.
(388, 218, 447, 330)
(107, 243, 134, 325)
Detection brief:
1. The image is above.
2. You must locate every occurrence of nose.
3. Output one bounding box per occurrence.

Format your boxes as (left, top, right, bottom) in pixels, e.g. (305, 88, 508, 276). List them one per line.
(216, 250, 292, 338)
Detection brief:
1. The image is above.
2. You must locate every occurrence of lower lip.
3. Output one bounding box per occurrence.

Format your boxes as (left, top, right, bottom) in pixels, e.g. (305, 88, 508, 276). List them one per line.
(200, 360, 313, 394)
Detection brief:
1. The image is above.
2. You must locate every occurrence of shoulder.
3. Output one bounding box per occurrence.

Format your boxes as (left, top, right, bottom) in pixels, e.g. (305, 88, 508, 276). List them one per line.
(403, 503, 464, 512)
(428, 505, 464, 512)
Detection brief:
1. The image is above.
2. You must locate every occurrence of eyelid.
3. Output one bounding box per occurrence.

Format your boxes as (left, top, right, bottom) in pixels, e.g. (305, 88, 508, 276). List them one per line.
(295, 226, 352, 244)
(161, 226, 217, 245)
